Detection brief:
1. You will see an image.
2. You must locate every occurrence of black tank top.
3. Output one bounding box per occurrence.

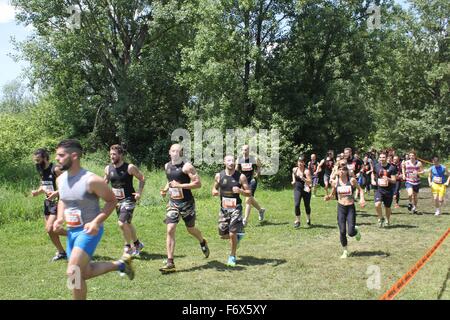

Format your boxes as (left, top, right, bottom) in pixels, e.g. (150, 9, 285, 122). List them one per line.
(294, 167, 306, 190)
(166, 161, 193, 202)
(38, 163, 57, 195)
(237, 156, 257, 181)
(108, 163, 135, 200)
(219, 170, 242, 207)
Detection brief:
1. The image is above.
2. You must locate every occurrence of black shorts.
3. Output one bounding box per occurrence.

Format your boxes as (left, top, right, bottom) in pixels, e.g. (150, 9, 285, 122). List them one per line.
(116, 198, 136, 224)
(249, 178, 257, 196)
(165, 199, 196, 227)
(374, 188, 394, 208)
(44, 199, 57, 216)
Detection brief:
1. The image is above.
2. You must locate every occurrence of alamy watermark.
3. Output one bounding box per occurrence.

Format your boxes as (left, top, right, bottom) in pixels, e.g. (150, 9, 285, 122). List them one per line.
(67, 265, 81, 290)
(66, 5, 81, 30)
(366, 265, 381, 290)
(171, 121, 279, 175)
(367, 4, 381, 31)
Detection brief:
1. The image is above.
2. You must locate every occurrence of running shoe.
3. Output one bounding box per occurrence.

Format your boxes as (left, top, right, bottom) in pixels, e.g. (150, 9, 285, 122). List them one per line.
(132, 242, 144, 256)
(227, 255, 237, 267)
(294, 221, 300, 229)
(384, 220, 390, 227)
(340, 250, 349, 259)
(123, 245, 133, 255)
(242, 219, 247, 227)
(118, 254, 135, 280)
(355, 226, 361, 241)
(407, 203, 412, 212)
(159, 261, 176, 273)
(200, 239, 210, 258)
(258, 208, 266, 221)
(51, 252, 67, 262)
(378, 218, 384, 228)
(435, 210, 441, 216)
(306, 219, 311, 226)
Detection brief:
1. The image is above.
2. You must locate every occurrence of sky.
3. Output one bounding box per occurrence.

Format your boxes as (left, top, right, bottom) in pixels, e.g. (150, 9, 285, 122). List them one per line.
(0, 0, 410, 98)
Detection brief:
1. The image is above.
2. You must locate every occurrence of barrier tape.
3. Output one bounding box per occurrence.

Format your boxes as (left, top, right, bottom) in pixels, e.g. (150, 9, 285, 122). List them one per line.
(380, 228, 450, 300)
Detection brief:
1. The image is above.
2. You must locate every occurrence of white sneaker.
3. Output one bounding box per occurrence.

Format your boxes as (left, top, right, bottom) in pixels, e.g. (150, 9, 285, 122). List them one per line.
(340, 250, 349, 259)
(435, 210, 441, 216)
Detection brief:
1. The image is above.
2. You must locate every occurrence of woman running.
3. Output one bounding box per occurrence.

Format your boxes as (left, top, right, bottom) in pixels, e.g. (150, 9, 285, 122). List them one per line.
(325, 164, 365, 258)
(292, 156, 312, 228)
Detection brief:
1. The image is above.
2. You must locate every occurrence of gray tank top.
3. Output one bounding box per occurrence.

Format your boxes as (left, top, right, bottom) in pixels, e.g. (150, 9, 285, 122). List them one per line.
(59, 168, 100, 228)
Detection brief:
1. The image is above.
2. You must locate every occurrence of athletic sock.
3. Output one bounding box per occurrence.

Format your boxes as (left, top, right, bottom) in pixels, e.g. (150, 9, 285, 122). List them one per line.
(167, 258, 174, 265)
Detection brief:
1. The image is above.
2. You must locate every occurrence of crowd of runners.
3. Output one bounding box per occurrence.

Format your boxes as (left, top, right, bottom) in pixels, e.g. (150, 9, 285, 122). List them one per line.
(31, 140, 449, 299)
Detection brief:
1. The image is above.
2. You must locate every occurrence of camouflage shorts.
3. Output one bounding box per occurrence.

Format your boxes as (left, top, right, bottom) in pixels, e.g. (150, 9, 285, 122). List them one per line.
(165, 199, 196, 227)
(218, 204, 244, 236)
(116, 198, 136, 224)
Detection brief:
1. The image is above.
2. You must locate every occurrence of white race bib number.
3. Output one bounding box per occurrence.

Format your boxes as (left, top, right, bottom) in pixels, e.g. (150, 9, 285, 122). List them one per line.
(433, 177, 443, 184)
(378, 178, 389, 187)
(112, 188, 125, 199)
(42, 181, 54, 193)
(169, 187, 184, 200)
(64, 208, 83, 228)
(222, 197, 237, 209)
(337, 185, 352, 196)
(241, 163, 253, 172)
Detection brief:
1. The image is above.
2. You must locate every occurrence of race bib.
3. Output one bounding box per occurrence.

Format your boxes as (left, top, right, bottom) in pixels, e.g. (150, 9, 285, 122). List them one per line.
(112, 188, 125, 199)
(433, 177, 443, 184)
(347, 164, 355, 171)
(41, 181, 54, 193)
(337, 185, 352, 196)
(241, 163, 253, 171)
(408, 172, 418, 179)
(304, 185, 311, 192)
(222, 197, 237, 209)
(64, 208, 83, 228)
(378, 178, 389, 187)
(169, 187, 184, 200)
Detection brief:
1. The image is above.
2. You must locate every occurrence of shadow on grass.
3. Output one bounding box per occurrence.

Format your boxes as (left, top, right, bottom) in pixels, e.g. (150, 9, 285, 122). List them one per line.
(421, 211, 449, 216)
(438, 267, 450, 300)
(357, 222, 374, 226)
(350, 251, 390, 258)
(176, 256, 287, 273)
(308, 224, 336, 229)
(385, 224, 418, 229)
(357, 213, 377, 218)
(133, 252, 185, 261)
(253, 221, 290, 227)
(176, 260, 246, 273)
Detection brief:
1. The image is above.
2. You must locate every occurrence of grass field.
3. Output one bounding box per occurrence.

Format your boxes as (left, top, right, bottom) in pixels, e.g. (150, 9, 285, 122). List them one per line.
(0, 161, 449, 300)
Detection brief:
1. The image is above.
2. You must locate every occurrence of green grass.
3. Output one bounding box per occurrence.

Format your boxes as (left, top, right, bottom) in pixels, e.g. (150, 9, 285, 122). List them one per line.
(0, 162, 449, 300)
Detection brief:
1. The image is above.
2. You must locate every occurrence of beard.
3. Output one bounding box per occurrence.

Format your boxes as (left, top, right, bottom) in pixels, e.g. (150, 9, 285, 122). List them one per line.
(60, 158, 73, 171)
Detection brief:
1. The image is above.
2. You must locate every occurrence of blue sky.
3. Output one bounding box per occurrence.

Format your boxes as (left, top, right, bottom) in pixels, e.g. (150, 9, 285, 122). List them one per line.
(0, 0, 410, 98)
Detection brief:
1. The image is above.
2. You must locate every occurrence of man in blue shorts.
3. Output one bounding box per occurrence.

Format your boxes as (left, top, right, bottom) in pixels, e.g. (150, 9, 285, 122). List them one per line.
(53, 139, 134, 300)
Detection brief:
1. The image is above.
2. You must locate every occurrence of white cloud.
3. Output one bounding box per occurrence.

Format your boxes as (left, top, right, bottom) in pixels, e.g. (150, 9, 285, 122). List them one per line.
(0, 1, 16, 24)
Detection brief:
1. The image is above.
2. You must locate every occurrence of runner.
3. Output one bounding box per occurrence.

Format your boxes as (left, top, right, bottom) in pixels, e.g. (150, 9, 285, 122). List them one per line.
(308, 153, 320, 197)
(428, 156, 449, 216)
(392, 155, 403, 209)
(236, 145, 266, 226)
(317, 151, 335, 197)
(292, 156, 312, 228)
(358, 154, 373, 196)
(159, 144, 209, 273)
(104, 144, 145, 256)
(371, 152, 397, 227)
(53, 139, 134, 300)
(213, 155, 251, 267)
(31, 148, 67, 261)
(402, 150, 424, 214)
(325, 163, 364, 258)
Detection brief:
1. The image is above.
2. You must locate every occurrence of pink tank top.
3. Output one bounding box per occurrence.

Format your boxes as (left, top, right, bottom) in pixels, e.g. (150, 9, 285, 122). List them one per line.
(405, 160, 420, 185)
